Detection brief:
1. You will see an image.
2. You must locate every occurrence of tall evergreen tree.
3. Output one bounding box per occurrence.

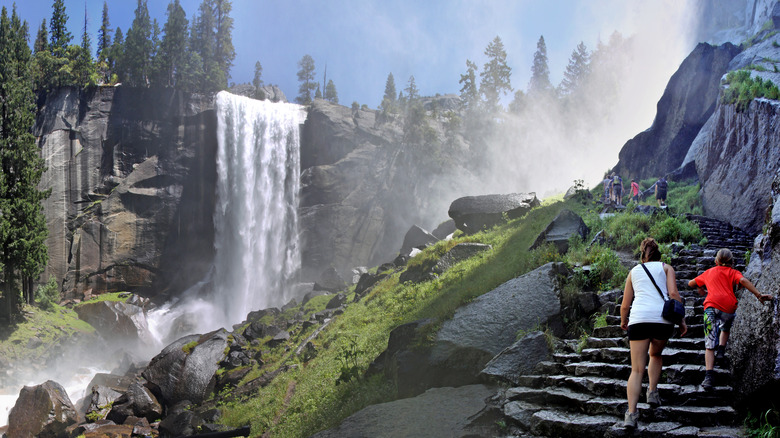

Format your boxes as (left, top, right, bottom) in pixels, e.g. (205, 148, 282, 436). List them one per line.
(480, 36, 512, 111)
(295, 54, 316, 104)
(324, 79, 338, 103)
(34, 19, 48, 54)
(528, 35, 552, 96)
(253, 60, 265, 99)
(0, 7, 50, 316)
(190, 0, 218, 91)
(80, 2, 90, 54)
(108, 26, 124, 81)
(314, 84, 322, 100)
(404, 75, 419, 102)
(49, 0, 71, 56)
(459, 59, 479, 112)
(559, 41, 590, 97)
(154, 0, 188, 87)
(213, 0, 235, 87)
(123, 0, 153, 86)
(380, 72, 397, 113)
(97, 1, 112, 63)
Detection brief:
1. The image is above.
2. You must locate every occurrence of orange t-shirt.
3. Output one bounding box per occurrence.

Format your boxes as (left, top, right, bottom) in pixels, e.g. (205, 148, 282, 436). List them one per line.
(694, 266, 743, 314)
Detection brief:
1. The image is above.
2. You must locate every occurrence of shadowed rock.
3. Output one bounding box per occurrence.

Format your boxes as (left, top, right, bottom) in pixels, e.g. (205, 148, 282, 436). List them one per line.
(448, 193, 540, 234)
(7, 380, 78, 438)
(530, 209, 589, 254)
(480, 331, 552, 385)
(399, 225, 439, 256)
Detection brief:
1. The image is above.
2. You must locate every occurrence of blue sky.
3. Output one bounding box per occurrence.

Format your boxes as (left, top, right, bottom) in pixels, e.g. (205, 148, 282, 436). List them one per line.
(3, 0, 698, 108)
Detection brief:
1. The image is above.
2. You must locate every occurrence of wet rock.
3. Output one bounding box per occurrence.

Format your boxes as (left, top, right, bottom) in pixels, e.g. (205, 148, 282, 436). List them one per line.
(313, 266, 347, 292)
(399, 225, 439, 256)
(142, 329, 230, 407)
(326, 293, 347, 309)
(448, 193, 540, 234)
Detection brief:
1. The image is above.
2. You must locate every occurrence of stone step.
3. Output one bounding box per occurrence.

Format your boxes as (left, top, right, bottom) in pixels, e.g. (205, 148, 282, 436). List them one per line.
(505, 387, 736, 427)
(604, 313, 703, 326)
(526, 375, 733, 407)
(529, 409, 622, 438)
(592, 324, 703, 340)
(563, 361, 728, 386)
(581, 346, 704, 366)
(586, 336, 705, 351)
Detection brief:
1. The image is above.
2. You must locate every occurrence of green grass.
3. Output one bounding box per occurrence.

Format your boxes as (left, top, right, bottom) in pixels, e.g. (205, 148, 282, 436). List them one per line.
(0, 304, 95, 362)
(721, 69, 780, 112)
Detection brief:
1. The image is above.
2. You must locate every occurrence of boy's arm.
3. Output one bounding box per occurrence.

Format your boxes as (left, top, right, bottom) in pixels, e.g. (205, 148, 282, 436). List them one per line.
(739, 277, 773, 304)
(688, 278, 707, 296)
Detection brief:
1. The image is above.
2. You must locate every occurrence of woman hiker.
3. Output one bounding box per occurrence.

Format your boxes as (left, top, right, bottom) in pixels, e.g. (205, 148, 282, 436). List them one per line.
(687, 248, 773, 390)
(621, 237, 687, 428)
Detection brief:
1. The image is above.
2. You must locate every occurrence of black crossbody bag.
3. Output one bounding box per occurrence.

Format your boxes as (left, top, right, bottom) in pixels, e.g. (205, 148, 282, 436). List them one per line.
(640, 263, 685, 325)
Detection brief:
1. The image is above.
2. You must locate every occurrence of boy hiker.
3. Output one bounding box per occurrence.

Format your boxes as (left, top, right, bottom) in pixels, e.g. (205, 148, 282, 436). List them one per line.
(631, 179, 640, 203)
(612, 173, 623, 206)
(603, 174, 612, 206)
(687, 248, 773, 390)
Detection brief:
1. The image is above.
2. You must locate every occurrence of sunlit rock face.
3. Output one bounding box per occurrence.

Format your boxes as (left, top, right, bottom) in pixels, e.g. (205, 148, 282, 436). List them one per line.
(612, 42, 741, 180)
(37, 87, 217, 301)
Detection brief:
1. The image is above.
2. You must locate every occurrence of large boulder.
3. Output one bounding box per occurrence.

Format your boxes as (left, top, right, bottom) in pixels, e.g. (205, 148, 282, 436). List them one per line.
(529, 209, 589, 254)
(611, 42, 741, 180)
(105, 381, 163, 423)
(7, 380, 78, 438)
(399, 225, 439, 256)
(448, 193, 540, 234)
(367, 319, 437, 398)
(74, 300, 154, 346)
(142, 329, 230, 407)
(430, 262, 567, 379)
(313, 267, 347, 292)
(310, 384, 500, 438)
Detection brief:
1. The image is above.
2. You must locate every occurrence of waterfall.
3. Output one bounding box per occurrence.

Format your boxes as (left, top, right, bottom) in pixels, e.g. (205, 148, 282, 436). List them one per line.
(212, 91, 305, 328)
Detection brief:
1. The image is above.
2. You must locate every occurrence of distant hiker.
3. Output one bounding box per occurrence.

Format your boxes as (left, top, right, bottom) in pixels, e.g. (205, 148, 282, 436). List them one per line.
(654, 177, 668, 208)
(612, 174, 624, 206)
(631, 179, 640, 203)
(620, 237, 687, 428)
(687, 248, 773, 391)
(602, 174, 612, 205)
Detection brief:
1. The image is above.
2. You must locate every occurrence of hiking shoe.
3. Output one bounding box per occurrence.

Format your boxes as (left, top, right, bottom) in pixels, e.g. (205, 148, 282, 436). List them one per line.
(623, 410, 639, 428)
(701, 372, 714, 391)
(716, 345, 726, 362)
(647, 390, 661, 408)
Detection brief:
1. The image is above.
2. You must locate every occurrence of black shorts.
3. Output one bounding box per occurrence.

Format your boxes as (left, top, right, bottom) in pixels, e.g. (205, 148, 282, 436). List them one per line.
(627, 323, 674, 341)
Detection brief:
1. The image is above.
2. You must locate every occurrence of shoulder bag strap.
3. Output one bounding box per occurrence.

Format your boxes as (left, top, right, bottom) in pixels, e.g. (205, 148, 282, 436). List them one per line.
(640, 263, 668, 302)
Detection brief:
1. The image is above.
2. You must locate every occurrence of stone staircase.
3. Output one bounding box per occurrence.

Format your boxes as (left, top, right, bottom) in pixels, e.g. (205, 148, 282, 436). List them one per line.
(500, 216, 756, 437)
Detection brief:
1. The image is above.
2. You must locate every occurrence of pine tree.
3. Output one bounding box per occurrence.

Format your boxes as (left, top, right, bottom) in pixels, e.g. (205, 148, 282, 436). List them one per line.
(296, 54, 316, 104)
(405, 75, 419, 102)
(34, 19, 48, 54)
(324, 79, 338, 103)
(559, 41, 590, 97)
(213, 0, 235, 87)
(108, 27, 124, 82)
(0, 7, 50, 316)
(480, 36, 512, 111)
(97, 1, 112, 63)
(459, 59, 479, 112)
(314, 84, 322, 100)
(49, 0, 72, 56)
(154, 0, 189, 87)
(124, 0, 153, 86)
(528, 35, 552, 96)
(380, 72, 397, 113)
(253, 60, 265, 99)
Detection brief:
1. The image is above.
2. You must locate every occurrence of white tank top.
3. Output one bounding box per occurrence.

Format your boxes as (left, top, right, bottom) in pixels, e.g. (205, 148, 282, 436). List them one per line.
(628, 261, 672, 325)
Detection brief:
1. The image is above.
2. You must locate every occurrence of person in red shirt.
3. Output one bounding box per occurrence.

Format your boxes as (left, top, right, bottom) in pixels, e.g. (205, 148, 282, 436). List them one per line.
(688, 248, 773, 390)
(630, 179, 640, 203)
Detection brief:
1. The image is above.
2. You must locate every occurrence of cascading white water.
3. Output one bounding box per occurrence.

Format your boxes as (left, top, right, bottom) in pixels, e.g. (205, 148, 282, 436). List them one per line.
(212, 91, 305, 328)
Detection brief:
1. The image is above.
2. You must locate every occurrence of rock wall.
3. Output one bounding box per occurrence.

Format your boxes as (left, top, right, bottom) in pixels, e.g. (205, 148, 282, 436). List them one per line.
(692, 99, 780, 234)
(37, 87, 217, 300)
(611, 42, 741, 180)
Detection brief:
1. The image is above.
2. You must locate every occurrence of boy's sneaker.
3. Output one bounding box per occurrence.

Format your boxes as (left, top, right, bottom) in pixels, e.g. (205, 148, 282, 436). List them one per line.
(716, 345, 726, 365)
(647, 390, 661, 408)
(623, 410, 639, 428)
(701, 372, 714, 391)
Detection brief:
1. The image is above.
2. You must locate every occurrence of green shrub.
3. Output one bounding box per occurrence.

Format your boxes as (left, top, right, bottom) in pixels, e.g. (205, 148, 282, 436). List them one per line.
(35, 277, 60, 310)
(722, 69, 780, 111)
(649, 216, 702, 244)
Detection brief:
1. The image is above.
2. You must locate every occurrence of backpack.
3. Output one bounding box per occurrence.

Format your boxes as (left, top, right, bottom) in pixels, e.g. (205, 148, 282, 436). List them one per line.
(657, 179, 667, 191)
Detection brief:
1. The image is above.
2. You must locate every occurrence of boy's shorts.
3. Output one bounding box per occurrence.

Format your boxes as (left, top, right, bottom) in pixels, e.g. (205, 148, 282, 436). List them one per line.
(704, 307, 736, 349)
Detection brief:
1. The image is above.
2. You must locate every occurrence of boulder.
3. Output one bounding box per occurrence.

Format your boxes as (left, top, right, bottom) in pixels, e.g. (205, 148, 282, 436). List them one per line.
(313, 267, 347, 292)
(353, 272, 387, 300)
(349, 267, 368, 284)
(367, 319, 437, 397)
(431, 219, 457, 240)
(7, 380, 78, 438)
(430, 262, 567, 379)
(448, 193, 540, 234)
(310, 384, 500, 438)
(480, 331, 552, 385)
(399, 225, 439, 256)
(105, 382, 163, 423)
(81, 384, 123, 420)
(611, 42, 741, 180)
(529, 209, 589, 254)
(326, 293, 347, 309)
(142, 329, 230, 407)
(74, 300, 153, 345)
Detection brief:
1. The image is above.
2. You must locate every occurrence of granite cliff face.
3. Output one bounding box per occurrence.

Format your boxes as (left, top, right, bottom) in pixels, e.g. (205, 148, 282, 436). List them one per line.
(37, 87, 217, 300)
(611, 42, 741, 180)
